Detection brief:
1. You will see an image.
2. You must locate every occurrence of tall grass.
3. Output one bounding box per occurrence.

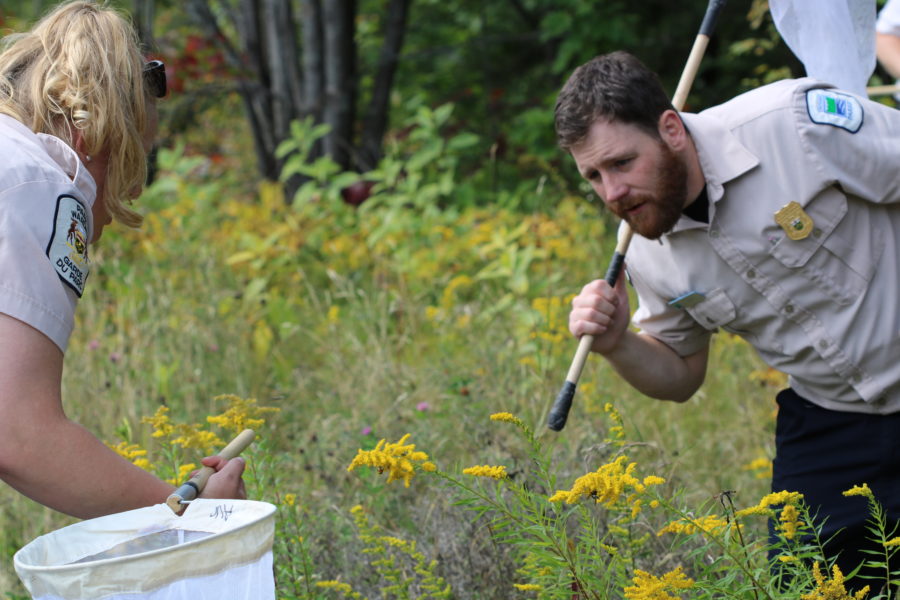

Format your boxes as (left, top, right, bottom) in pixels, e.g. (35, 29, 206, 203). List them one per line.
(1, 134, 786, 598)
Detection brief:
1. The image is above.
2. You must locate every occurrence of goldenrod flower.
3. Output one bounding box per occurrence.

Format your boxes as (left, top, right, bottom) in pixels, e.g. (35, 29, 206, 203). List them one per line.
(549, 455, 664, 507)
(778, 504, 803, 540)
(283, 494, 297, 507)
(172, 425, 224, 453)
(316, 580, 361, 598)
(842, 483, 873, 499)
(207, 394, 280, 433)
(347, 434, 432, 487)
(463, 465, 507, 480)
(658, 515, 734, 537)
(624, 566, 694, 600)
(327, 305, 340, 324)
(884, 537, 900, 548)
(743, 457, 773, 479)
(142, 406, 174, 438)
(778, 555, 799, 563)
(801, 562, 869, 600)
(736, 490, 804, 518)
(513, 583, 541, 591)
(490, 412, 522, 425)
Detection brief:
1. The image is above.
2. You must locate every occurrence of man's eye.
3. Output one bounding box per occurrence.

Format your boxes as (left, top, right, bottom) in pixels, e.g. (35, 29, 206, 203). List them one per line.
(586, 170, 599, 181)
(614, 158, 631, 168)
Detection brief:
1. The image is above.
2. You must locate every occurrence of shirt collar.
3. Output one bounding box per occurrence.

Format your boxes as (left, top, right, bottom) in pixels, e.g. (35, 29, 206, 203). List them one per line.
(665, 112, 759, 235)
(36, 132, 98, 203)
(681, 112, 758, 202)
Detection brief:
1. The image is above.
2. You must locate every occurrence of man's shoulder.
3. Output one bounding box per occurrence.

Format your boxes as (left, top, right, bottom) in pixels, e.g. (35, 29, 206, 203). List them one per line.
(700, 78, 824, 127)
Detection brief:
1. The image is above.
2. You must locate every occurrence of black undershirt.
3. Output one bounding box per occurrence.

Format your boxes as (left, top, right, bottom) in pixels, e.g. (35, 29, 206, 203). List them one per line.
(682, 186, 709, 224)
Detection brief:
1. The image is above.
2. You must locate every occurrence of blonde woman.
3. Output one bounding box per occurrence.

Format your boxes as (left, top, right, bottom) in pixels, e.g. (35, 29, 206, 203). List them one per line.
(0, 1, 246, 518)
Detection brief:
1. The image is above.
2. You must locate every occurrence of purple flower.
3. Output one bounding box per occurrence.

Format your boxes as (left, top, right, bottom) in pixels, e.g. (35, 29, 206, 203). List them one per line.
(361, 426, 372, 436)
(88, 339, 100, 350)
(109, 352, 122, 363)
(416, 402, 431, 412)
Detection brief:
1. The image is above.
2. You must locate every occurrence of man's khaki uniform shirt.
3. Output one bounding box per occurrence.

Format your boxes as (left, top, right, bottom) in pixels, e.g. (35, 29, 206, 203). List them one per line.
(0, 114, 96, 352)
(626, 78, 900, 415)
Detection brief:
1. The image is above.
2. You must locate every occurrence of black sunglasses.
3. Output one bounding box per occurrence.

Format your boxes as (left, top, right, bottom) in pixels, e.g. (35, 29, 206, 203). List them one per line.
(143, 60, 167, 98)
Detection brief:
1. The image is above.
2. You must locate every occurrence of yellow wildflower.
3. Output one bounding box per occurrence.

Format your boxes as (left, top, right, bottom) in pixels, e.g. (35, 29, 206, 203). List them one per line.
(177, 463, 196, 480)
(142, 406, 174, 438)
(327, 305, 340, 324)
(463, 465, 507, 480)
(207, 394, 280, 433)
(172, 425, 224, 453)
(743, 457, 773, 479)
(778, 504, 803, 540)
(316, 580, 356, 595)
(801, 562, 869, 600)
(624, 566, 694, 600)
(347, 434, 432, 487)
(490, 412, 522, 425)
(513, 583, 541, 591)
(842, 483, 873, 499)
(736, 490, 804, 518)
(107, 441, 147, 461)
(778, 555, 799, 563)
(283, 494, 297, 507)
(884, 537, 900, 548)
(658, 515, 735, 537)
(549, 455, 663, 508)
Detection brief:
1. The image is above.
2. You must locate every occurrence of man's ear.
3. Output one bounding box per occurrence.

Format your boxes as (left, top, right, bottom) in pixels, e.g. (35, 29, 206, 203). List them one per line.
(657, 109, 687, 150)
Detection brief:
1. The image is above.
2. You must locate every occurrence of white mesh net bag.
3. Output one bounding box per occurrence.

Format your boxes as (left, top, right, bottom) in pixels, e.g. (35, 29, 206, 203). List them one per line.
(14, 499, 276, 600)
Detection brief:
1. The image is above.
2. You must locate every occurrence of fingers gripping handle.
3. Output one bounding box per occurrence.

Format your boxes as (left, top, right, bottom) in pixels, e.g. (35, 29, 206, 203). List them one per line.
(165, 429, 256, 513)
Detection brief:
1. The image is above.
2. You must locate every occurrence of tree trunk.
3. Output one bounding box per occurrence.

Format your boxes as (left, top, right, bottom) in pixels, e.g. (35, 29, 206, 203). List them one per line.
(321, 0, 357, 171)
(358, 0, 411, 172)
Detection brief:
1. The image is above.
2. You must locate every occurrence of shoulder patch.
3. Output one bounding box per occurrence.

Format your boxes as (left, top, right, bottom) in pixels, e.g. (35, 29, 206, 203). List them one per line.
(46, 195, 90, 297)
(805, 89, 863, 133)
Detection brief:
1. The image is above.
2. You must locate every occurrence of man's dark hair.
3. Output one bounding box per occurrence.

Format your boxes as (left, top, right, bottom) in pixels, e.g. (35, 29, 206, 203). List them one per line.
(554, 51, 675, 150)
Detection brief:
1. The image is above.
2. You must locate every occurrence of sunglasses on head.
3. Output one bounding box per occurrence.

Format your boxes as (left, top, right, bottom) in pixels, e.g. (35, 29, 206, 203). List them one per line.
(143, 60, 166, 98)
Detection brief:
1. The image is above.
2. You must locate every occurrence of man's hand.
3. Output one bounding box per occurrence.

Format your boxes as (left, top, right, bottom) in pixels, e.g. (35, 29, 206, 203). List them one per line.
(569, 269, 631, 355)
(197, 455, 247, 500)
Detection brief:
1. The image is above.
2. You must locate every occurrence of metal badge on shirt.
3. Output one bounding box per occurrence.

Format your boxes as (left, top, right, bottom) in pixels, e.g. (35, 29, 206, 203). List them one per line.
(46, 194, 90, 297)
(774, 201, 814, 240)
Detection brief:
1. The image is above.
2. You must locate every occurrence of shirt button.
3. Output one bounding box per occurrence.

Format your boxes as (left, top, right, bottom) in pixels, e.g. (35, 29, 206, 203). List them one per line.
(818, 340, 828, 349)
(747, 269, 756, 279)
(784, 303, 794, 314)
(812, 228, 823, 238)
(710, 229, 719, 238)
(851, 373, 862, 383)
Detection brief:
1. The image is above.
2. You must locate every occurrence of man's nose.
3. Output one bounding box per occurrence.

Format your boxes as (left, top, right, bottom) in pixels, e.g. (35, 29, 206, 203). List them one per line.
(602, 175, 629, 205)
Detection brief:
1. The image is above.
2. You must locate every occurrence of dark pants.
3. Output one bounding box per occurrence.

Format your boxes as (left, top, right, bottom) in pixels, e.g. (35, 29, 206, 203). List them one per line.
(772, 388, 900, 583)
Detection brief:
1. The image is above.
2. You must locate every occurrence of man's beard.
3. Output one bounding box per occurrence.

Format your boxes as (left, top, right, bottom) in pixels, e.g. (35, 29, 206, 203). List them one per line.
(613, 142, 688, 240)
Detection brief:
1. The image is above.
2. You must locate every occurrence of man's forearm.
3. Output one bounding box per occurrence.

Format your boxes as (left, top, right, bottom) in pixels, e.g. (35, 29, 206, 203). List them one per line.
(600, 330, 708, 402)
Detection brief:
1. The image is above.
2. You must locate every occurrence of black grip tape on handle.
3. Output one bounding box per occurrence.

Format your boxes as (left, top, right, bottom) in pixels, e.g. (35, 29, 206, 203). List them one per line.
(699, 0, 727, 37)
(604, 251, 626, 287)
(548, 380, 577, 431)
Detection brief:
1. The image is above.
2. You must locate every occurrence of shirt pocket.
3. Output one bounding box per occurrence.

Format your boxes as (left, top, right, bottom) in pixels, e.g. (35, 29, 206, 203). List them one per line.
(768, 188, 880, 306)
(685, 288, 736, 331)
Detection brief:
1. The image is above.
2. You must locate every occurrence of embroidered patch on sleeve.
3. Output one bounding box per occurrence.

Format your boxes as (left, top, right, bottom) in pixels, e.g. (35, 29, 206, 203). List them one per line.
(806, 89, 863, 133)
(46, 195, 90, 297)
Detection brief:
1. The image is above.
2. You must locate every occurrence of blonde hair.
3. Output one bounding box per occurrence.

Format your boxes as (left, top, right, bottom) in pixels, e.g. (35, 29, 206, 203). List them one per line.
(0, 0, 150, 227)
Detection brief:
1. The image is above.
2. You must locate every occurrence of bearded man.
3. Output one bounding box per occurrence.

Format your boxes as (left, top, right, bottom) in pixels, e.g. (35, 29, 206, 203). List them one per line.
(558, 51, 900, 584)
